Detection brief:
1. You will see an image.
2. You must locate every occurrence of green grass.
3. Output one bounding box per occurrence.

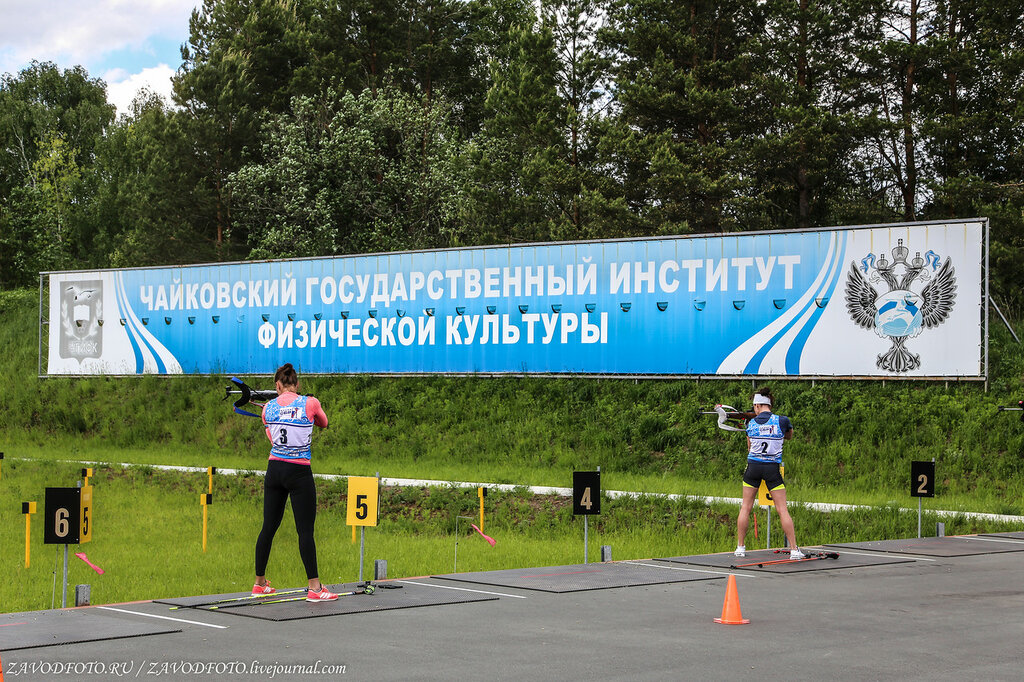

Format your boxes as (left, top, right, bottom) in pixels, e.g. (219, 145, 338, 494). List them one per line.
(3, 286, 1024, 614)
(3, 458, 1020, 615)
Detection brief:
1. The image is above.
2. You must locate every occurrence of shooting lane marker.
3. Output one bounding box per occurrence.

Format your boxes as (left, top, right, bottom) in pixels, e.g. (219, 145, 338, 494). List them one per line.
(200, 494, 212, 552)
(478, 486, 487, 531)
(346, 475, 380, 583)
(200, 467, 216, 552)
(45, 473, 95, 607)
(22, 501, 36, 568)
(454, 515, 497, 573)
(75, 552, 104, 574)
(911, 459, 936, 538)
(0, 451, 4, 481)
(573, 468, 601, 564)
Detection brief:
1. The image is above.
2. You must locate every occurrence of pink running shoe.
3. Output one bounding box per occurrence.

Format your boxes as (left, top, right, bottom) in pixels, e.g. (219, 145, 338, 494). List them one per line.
(252, 581, 276, 596)
(306, 586, 339, 602)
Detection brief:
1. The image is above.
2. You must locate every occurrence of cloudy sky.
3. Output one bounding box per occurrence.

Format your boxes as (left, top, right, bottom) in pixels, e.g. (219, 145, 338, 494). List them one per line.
(1, 0, 199, 116)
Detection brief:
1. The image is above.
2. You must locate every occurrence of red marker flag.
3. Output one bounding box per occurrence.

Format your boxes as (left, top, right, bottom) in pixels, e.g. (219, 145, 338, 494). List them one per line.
(75, 552, 105, 575)
(470, 524, 496, 547)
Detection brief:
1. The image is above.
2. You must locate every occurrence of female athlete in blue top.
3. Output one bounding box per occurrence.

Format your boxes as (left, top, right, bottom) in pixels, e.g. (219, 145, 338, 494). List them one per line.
(734, 387, 803, 559)
(252, 363, 339, 601)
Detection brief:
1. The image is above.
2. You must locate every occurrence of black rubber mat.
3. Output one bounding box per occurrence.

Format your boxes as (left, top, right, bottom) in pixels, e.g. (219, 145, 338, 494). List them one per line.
(433, 561, 723, 593)
(826, 535, 1024, 557)
(978, 531, 1024, 541)
(0, 609, 180, 652)
(656, 548, 914, 573)
(186, 581, 497, 622)
(155, 586, 310, 609)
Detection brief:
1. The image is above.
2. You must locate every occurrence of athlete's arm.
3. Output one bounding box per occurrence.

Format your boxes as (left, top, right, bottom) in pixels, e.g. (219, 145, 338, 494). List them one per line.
(262, 403, 273, 443)
(306, 396, 328, 428)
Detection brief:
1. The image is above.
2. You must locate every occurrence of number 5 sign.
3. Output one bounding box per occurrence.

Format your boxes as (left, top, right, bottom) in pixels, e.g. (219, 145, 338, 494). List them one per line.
(573, 471, 601, 515)
(346, 476, 379, 526)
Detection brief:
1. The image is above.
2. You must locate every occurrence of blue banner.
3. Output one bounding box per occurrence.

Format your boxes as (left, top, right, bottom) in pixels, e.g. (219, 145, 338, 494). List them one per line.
(45, 220, 986, 378)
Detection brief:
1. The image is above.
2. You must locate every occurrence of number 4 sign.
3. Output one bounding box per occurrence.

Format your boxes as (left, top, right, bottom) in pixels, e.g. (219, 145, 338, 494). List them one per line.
(346, 476, 379, 526)
(573, 471, 601, 515)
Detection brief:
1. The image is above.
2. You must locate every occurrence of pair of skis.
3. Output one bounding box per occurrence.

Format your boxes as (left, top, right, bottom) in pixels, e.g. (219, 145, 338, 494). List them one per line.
(210, 585, 374, 609)
(172, 581, 399, 610)
(730, 550, 839, 569)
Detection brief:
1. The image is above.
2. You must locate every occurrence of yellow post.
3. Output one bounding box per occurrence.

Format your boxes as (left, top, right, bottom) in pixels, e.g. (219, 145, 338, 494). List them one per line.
(82, 467, 93, 487)
(200, 494, 210, 552)
(352, 526, 357, 544)
(478, 487, 486, 531)
(1, 451, 5, 481)
(207, 467, 215, 494)
(23, 501, 36, 568)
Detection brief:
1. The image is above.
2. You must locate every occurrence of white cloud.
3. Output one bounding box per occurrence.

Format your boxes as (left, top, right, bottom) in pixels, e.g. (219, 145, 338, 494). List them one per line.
(104, 64, 177, 117)
(0, 0, 197, 68)
(0, 1, 197, 74)
(0, 1, 196, 117)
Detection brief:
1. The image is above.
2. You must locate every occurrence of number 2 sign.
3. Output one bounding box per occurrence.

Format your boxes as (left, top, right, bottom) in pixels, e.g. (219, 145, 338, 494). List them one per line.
(910, 461, 935, 498)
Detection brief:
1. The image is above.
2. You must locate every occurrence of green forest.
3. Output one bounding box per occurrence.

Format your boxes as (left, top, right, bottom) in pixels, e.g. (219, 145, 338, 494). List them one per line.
(1, 0, 1022, 318)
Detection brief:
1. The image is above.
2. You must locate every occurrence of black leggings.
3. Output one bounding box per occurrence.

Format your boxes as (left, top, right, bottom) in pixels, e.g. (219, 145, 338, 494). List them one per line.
(255, 460, 319, 580)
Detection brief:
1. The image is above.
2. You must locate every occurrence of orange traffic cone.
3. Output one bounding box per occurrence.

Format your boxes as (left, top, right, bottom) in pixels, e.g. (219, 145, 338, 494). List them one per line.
(713, 574, 750, 625)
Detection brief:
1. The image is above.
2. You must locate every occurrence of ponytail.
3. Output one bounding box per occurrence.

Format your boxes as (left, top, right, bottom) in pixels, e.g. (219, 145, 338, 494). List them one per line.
(274, 363, 299, 390)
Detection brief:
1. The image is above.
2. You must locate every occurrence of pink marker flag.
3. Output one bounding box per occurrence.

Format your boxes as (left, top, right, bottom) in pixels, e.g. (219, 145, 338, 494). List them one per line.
(75, 552, 105, 575)
(470, 524, 496, 547)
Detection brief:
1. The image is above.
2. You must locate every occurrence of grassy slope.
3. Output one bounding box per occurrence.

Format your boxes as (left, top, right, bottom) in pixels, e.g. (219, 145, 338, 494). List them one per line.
(3, 459, 1017, 614)
(2, 280, 1022, 614)
(2, 288, 1022, 511)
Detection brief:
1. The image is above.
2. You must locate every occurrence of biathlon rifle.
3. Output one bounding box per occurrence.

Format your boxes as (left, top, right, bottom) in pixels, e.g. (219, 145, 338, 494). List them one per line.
(224, 377, 278, 418)
(698, 404, 755, 432)
(997, 399, 1024, 423)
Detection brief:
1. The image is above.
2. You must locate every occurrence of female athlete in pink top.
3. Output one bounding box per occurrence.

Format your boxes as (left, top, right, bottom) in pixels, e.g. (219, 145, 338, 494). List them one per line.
(252, 363, 339, 602)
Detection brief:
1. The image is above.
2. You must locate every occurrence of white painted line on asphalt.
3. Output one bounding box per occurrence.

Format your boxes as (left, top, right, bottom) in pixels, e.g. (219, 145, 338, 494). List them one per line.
(627, 561, 763, 578)
(397, 580, 528, 599)
(98, 606, 229, 629)
(957, 535, 1024, 545)
(823, 548, 936, 561)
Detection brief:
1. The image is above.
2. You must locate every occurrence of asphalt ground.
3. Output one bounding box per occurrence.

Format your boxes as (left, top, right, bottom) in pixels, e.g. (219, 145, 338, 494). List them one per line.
(2, 537, 1023, 681)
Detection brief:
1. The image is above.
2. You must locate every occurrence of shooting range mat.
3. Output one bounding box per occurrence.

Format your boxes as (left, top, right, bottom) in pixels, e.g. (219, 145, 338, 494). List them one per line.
(160, 582, 496, 622)
(978, 531, 1024, 541)
(826, 535, 1024, 557)
(0, 609, 180, 652)
(655, 548, 914, 573)
(434, 561, 724, 593)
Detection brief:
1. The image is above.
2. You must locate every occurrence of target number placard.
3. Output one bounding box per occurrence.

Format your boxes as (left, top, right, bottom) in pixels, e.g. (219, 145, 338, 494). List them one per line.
(346, 476, 379, 526)
(44, 487, 92, 544)
(573, 471, 601, 515)
(911, 461, 935, 498)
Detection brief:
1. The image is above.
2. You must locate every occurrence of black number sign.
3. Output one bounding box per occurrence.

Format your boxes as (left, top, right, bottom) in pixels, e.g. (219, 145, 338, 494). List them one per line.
(910, 461, 935, 498)
(44, 487, 82, 544)
(573, 471, 601, 515)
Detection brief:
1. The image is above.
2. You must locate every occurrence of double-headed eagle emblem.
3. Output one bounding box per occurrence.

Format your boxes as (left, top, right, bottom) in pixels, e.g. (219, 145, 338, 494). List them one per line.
(845, 239, 957, 372)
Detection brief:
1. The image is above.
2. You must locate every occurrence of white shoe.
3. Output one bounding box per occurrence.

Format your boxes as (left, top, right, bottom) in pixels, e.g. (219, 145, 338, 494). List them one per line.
(734, 546, 746, 557)
(790, 549, 806, 560)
